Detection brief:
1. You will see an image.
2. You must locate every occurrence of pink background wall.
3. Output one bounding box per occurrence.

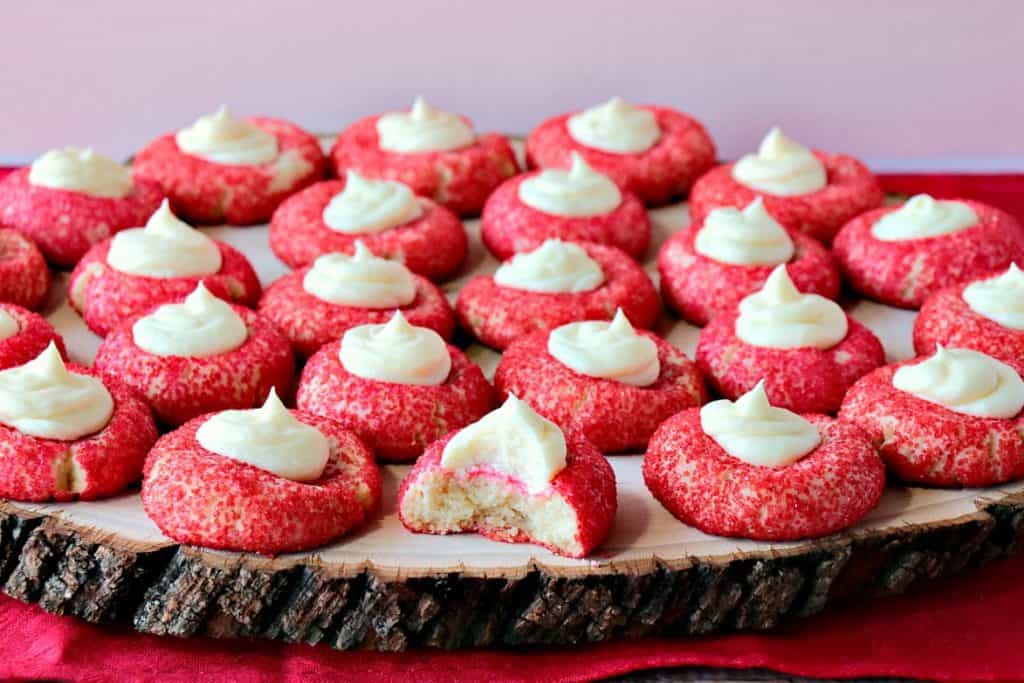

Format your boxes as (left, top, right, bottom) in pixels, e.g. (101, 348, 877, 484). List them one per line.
(3, 1, 1022, 167)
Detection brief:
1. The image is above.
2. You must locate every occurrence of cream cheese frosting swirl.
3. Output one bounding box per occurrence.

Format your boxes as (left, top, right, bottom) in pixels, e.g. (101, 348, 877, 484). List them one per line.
(492, 239, 605, 293)
(322, 171, 424, 233)
(547, 309, 660, 386)
(303, 241, 417, 308)
(0, 343, 114, 441)
(376, 97, 476, 153)
(567, 97, 660, 154)
(28, 147, 133, 198)
(441, 394, 567, 493)
(735, 265, 847, 349)
(132, 283, 248, 358)
(340, 311, 451, 386)
(517, 152, 623, 217)
(962, 263, 1024, 330)
(107, 199, 223, 278)
(196, 389, 330, 482)
(871, 194, 979, 241)
(731, 127, 827, 196)
(0, 309, 18, 342)
(175, 106, 279, 165)
(892, 346, 1024, 418)
(700, 380, 821, 467)
(694, 197, 795, 266)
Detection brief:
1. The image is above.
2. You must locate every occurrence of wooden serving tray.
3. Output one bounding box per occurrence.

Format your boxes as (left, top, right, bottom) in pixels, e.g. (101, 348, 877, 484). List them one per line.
(3, 193, 1022, 652)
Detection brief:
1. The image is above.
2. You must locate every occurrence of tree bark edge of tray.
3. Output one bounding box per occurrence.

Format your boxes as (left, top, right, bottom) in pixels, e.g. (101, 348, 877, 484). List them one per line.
(0, 489, 1021, 651)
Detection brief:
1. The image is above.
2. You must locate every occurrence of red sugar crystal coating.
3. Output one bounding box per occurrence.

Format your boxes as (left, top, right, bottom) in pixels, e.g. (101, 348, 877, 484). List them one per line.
(480, 173, 651, 260)
(258, 268, 455, 357)
(833, 200, 1024, 309)
(688, 153, 883, 244)
(0, 168, 163, 268)
(0, 365, 157, 502)
(456, 242, 660, 350)
(643, 411, 885, 541)
(297, 342, 495, 462)
(269, 179, 467, 282)
(142, 411, 381, 554)
(68, 239, 261, 337)
(133, 117, 326, 225)
(839, 362, 1024, 487)
(0, 303, 66, 370)
(397, 429, 616, 558)
(657, 220, 840, 326)
(494, 329, 706, 453)
(94, 304, 294, 427)
(696, 311, 885, 414)
(0, 229, 51, 310)
(525, 105, 717, 206)
(329, 115, 518, 216)
(914, 278, 1024, 376)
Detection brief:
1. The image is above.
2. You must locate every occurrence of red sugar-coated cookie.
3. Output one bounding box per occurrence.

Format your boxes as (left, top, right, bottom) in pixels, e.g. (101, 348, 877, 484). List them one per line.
(133, 117, 326, 225)
(142, 411, 381, 554)
(0, 168, 163, 268)
(269, 179, 467, 281)
(689, 153, 884, 244)
(657, 221, 841, 326)
(643, 411, 885, 541)
(329, 116, 518, 216)
(525, 106, 717, 206)
(839, 362, 1024, 487)
(94, 305, 294, 427)
(258, 268, 455, 357)
(0, 366, 157, 502)
(0, 303, 66, 370)
(397, 429, 616, 558)
(297, 341, 495, 462)
(494, 330, 706, 453)
(0, 229, 50, 310)
(914, 280, 1024, 376)
(696, 311, 885, 414)
(833, 201, 1024, 309)
(456, 242, 660, 350)
(480, 174, 651, 260)
(68, 239, 261, 337)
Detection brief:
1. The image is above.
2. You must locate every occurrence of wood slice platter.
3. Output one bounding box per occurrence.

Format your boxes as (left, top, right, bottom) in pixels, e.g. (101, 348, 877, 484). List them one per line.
(3, 166, 1023, 651)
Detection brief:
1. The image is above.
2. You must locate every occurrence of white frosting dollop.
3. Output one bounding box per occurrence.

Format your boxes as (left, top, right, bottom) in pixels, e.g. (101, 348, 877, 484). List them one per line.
(0, 309, 18, 342)
(28, 147, 133, 198)
(871, 194, 979, 242)
(694, 197, 795, 266)
(735, 265, 848, 349)
(441, 395, 567, 492)
(700, 380, 821, 467)
(303, 241, 416, 308)
(376, 97, 476, 153)
(547, 309, 660, 387)
(132, 283, 247, 358)
(493, 239, 605, 293)
(322, 171, 424, 234)
(963, 263, 1024, 330)
(566, 97, 660, 154)
(892, 346, 1024, 419)
(340, 311, 451, 386)
(517, 152, 623, 217)
(107, 199, 223, 278)
(196, 389, 329, 482)
(0, 343, 113, 441)
(731, 127, 827, 196)
(175, 106, 279, 165)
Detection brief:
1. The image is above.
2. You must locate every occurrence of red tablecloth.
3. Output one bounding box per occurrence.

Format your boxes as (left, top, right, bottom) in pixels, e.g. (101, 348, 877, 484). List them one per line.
(1, 169, 1023, 682)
